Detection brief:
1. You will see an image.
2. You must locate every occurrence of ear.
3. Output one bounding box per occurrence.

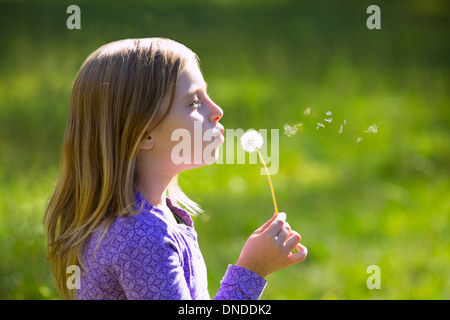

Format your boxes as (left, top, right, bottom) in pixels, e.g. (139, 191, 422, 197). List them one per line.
(140, 135, 155, 150)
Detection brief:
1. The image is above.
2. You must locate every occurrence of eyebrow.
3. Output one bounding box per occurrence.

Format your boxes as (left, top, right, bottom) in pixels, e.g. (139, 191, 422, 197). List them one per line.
(182, 82, 208, 102)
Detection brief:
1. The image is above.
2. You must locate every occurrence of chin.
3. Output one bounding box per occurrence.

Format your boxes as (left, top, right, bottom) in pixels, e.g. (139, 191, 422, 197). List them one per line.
(203, 148, 221, 165)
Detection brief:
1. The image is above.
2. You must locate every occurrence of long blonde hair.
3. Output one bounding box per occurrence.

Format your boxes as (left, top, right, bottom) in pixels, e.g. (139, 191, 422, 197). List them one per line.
(44, 38, 202, 299)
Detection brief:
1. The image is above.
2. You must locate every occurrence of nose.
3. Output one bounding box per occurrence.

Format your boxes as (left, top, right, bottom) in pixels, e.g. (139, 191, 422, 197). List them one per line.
(208, 98, 223, 123)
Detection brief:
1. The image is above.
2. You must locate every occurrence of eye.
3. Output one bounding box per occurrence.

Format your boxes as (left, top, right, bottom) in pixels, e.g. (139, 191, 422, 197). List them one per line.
(189, 97, 201, 108)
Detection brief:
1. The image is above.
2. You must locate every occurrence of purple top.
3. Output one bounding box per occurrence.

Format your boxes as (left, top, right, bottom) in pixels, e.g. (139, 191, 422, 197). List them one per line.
(77, 191, 266, 300)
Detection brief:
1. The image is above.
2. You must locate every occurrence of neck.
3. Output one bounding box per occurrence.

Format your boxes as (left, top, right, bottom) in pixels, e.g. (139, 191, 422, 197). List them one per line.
(137, 172, 173, 208)
(137, 172, 180, 226)
(135, 147, 180, 219)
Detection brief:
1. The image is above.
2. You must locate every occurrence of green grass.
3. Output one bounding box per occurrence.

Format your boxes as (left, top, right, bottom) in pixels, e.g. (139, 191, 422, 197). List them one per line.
(0, 0, 449, 299)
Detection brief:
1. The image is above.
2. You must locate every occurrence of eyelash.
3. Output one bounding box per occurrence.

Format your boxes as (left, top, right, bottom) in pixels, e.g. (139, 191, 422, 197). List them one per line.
(189, 97, 201, 108)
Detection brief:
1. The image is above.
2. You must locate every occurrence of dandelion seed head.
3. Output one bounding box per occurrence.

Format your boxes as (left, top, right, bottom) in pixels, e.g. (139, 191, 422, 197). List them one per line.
(240, 129, 264, 152)
(326, 111, 332, 116)
(304, 107, 311, 115)
(324, 117, 333, 123)
(356, 137, 363, 143)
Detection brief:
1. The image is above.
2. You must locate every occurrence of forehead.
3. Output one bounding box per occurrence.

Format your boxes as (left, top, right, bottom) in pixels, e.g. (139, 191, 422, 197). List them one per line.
(176, 60, 206, 99)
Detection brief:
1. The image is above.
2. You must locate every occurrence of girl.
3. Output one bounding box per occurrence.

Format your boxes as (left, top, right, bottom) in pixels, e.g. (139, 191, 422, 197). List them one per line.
(44, 38, 307, 300)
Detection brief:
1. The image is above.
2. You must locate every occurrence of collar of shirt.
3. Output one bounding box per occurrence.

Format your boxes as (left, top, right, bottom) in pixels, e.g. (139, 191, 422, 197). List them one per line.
(134, 191, 194, 227)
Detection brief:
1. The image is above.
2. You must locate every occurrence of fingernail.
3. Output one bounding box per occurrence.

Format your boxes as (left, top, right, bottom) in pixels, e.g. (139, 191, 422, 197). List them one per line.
(300, 245, 308, 257)
(278, 212, 286, 221)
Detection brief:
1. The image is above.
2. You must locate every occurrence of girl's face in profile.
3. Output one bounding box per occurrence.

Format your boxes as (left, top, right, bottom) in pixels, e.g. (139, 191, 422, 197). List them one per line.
(148, 58, 224, 172)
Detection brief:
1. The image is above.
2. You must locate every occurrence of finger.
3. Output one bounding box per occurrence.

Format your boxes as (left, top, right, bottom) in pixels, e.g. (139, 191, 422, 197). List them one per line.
(287, 244, 308, 265)
(276, 227, 290, 244)
(254, 212, 277, 234)
(278, 221, 291, 236)
(264, 212, 287, 237)
(276, 221, 291, 241)
(284, 231, 301, 252)
(288, 229, 301, 242)
(277, 221, 291, 238)
(266, 217, 285, 237)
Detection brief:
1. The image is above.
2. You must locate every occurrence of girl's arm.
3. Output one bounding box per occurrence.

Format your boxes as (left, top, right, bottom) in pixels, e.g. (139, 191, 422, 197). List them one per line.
(111, 212, 305, 300)
(214, 265, 267, 300)
(215, 212, 307, 300)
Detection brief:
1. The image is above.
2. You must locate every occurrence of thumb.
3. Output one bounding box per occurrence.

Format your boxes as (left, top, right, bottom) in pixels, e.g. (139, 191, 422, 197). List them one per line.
(253, 212, 278, 234)
(254, 212, 286, 235)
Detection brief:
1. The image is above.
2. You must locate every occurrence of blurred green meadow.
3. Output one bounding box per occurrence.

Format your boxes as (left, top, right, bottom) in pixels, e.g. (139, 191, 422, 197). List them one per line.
(0, 0, 449, 299)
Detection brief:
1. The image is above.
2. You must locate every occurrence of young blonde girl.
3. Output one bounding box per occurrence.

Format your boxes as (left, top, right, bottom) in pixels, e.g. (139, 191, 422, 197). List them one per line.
(44, 38, 307, 300)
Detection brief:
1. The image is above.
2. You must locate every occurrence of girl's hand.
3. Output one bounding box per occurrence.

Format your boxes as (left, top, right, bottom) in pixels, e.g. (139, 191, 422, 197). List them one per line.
(235, 212, 307, 278)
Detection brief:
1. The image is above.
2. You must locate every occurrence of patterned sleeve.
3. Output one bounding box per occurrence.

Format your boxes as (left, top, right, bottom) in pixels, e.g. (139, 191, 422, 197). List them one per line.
(214, 265, 267, 300)
(111, 222, 192, 300)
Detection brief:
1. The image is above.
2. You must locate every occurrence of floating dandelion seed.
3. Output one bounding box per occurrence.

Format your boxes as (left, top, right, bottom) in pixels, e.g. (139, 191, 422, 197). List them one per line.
(240, 129, 279, 216)
(338, 120, 347, 134)
(284, 124, 297, 137)
(283, 123, 302, 137)
(365, 124, 378, 134)
(283, 108, 376, 145)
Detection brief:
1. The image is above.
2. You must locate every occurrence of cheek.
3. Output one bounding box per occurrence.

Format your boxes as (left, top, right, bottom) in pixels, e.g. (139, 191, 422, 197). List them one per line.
(184, 110, 206, 137)
(156, 108, 210, 150)
(190, 108, 206, 122)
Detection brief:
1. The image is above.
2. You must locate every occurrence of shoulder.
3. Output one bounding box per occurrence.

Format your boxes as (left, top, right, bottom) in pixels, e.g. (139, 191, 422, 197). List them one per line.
(109, 210, 175, 251)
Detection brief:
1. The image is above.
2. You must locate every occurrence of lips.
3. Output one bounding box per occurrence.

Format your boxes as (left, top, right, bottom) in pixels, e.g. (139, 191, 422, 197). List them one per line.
(210, 125, 225, 144)
(211, 125, 224, 137)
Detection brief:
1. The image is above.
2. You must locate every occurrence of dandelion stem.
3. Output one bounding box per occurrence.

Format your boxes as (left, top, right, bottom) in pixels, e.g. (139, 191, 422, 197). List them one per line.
(256, 149, 279, 216)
